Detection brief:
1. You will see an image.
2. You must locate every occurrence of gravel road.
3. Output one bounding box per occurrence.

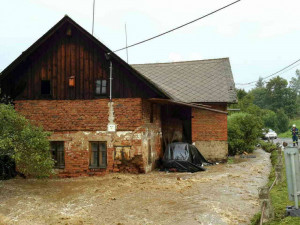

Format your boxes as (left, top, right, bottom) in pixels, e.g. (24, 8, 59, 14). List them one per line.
(0, 149, 271, 225)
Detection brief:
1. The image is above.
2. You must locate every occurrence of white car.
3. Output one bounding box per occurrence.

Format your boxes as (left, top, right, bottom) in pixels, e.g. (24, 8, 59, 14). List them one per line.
(263, 129, 277, 139)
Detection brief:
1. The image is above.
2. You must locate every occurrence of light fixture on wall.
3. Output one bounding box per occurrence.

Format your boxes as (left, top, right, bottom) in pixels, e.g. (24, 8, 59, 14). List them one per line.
(69, 76, 75, 87)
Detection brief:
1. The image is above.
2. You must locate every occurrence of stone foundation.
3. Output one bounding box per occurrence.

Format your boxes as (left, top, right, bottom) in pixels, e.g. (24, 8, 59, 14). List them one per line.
(194, 141, 228, 161)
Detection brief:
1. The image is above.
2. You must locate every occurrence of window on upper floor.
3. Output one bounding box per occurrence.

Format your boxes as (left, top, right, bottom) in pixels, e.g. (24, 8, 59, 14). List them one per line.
(89, 141, 107, 169)
(41, 80, 51, 96)
(95, 79, 107, 96)
(51, 141, 65, 169)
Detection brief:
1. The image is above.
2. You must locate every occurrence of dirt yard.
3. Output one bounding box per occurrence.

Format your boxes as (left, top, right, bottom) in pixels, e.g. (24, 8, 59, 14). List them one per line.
(0, 149, 271, 225)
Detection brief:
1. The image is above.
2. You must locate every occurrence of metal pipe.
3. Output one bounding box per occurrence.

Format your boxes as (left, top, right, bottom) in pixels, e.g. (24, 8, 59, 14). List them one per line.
(290, 153, 299, 209)
(109, 60, 112, 102)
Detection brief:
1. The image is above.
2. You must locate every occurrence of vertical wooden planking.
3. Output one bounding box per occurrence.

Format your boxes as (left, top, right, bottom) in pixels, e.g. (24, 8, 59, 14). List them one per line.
(84, 43, 89, 99)
(79, 38, 84, 99)
(57, 39, 62, 99)
(61, 36, 66, 99)
(66, 35, 71, 99)
(53, 41, 58, 99)
(89, 43, 93, 99)
(70, 34, 76, 99)
(75, 32, 80, 99)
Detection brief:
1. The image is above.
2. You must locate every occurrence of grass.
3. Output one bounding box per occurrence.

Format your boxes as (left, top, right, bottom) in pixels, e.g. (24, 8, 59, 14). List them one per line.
(251, 149, 300, 225)
(278, 118, 300, 138)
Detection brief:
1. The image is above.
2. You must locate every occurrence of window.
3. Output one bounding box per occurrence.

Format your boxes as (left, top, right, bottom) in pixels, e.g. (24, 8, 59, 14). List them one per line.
(95, 79, 107, 95)
(51, 141, 65, 169)
(41, 80, 51, 95)
(90, 142, 107, 168)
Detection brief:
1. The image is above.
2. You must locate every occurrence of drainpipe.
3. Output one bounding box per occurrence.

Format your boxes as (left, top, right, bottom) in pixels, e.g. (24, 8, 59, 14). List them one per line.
(109, 60, 112, 102)
(105, 53, 113, 101)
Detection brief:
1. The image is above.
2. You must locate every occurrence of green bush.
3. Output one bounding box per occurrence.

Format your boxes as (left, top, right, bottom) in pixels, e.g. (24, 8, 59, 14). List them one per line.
(259, 140, 277, 153)
(0, 104, 54, 177)
(276, 108, 289, 133)
(228, 113, 263, 155)
(262, 110, 279, 132)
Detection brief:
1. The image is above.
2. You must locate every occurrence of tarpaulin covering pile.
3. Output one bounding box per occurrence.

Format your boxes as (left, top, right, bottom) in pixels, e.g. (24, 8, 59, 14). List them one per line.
(162, 142, 211, 172)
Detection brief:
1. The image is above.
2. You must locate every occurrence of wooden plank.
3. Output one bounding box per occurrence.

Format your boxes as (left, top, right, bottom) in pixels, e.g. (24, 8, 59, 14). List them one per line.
(61, 37, 66, 99)
(52, 42, 58, 99)
(84, 44, 89, 99)
(57, 39, 62, 99)
(89, 43, 93, 99)
(70, 35, 76, 99)
(79, 39, 84, 99)
(75, 32, 80, 99)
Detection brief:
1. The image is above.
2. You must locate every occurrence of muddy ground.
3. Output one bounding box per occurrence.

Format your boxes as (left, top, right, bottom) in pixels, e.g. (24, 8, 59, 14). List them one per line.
(0, 149, 271, 225)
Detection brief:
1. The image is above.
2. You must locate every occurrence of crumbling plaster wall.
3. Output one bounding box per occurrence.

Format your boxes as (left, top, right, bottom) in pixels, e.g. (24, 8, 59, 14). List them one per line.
(14, 98, 162, 176)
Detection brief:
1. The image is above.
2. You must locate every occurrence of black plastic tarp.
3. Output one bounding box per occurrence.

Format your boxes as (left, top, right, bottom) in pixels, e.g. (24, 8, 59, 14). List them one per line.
(162, 142, 211, 172)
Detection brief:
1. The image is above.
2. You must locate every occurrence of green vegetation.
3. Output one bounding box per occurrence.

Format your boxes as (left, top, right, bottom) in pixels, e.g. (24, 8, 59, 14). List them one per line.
(228, 113, 262, 155)
(251, 148, 300, 225)
(278, 118, 300, 138)
(229, 72, 299, 155)
(0, 104, 54, 177)
(259, 140, 277, 153)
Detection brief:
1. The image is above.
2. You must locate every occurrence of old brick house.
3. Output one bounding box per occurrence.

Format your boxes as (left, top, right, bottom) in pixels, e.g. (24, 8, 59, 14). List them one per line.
(0, 16, 236, 177)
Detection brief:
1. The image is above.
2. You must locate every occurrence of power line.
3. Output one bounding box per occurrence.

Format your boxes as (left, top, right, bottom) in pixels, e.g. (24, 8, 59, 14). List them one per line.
(236, 58, 300, 86)
(92, 0, 95, 35)
(110, 0, 241, 54)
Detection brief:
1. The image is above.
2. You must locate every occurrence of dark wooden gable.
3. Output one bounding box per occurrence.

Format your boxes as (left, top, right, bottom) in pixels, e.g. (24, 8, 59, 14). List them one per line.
(0, 16, 168, 100)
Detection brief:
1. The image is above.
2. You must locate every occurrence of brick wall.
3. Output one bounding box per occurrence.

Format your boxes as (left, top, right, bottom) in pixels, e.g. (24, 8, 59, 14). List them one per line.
(15, 98, 143, 131)
(192, 104, 227, 142)
(192, 104, 228, 161)
(14, 98, 162, 177)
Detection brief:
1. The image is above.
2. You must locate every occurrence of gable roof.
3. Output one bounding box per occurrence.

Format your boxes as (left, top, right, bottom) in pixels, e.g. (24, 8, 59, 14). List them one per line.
(131, 58, 237, 103)
(0, 15, 169, 99)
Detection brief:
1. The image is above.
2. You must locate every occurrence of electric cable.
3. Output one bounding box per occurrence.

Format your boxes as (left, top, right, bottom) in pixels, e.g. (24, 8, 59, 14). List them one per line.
(236, 58, 300, 86)
(109, 0, 241, 54)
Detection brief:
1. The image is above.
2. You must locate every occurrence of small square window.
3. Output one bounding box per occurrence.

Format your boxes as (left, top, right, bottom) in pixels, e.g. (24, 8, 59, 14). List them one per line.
(89, 142, 107, 168)
(41, 80, 51, 95)
(51, 141, 65, 169)
(95, 80, 107, 95)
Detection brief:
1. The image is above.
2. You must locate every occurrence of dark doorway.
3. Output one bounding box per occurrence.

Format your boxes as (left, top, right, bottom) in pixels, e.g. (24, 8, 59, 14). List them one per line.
(161, 105, 192, 151)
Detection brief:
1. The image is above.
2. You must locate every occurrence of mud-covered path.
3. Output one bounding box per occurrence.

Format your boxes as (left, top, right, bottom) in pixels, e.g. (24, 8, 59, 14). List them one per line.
(0, 149, 271, 225)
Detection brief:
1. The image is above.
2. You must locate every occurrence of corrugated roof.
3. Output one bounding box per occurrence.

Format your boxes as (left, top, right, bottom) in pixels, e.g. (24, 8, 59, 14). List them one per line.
(131, 58, 237, 103)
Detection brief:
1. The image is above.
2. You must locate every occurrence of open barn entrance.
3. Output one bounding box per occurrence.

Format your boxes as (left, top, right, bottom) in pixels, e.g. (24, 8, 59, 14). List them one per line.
(161, 104, 192, 151)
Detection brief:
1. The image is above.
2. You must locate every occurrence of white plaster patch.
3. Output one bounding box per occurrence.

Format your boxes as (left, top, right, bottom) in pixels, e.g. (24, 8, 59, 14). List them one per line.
(96, 131, 106, 134)
(83, 132, 91, 135)
(116, 131, 133, 137)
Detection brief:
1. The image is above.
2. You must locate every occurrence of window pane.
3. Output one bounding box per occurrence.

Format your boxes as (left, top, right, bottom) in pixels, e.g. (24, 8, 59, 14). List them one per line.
(95, 80, 101, 95)
(101, 86, 106, 94)
(91, 143, 99, 167)
(51, 142, 64, 168)
(102, 80, 107, 87)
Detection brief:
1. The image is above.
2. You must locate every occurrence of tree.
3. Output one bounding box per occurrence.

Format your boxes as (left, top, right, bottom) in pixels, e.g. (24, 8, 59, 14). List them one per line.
(255, 77, 265, 88)
(265, 76, 297, 118)
(0, 104, 54, 177)
(250, 87, 268, 109)
(236, 88, 247, 100)
(290, 70, 300, 95)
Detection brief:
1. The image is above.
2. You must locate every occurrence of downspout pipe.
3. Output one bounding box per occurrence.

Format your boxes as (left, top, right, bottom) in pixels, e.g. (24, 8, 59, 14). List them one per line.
(105, 53, 113, 102)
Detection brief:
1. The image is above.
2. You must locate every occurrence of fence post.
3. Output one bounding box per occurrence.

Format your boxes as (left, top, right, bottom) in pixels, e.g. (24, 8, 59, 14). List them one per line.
(259, 186, 274, 221)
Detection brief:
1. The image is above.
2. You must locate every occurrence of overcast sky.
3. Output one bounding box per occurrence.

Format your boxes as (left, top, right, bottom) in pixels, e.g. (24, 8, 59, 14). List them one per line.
(1, 0, 300, 90)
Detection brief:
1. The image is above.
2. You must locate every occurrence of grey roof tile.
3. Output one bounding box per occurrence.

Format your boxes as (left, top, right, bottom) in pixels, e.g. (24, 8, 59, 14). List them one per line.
(131, 58, 237, 103)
